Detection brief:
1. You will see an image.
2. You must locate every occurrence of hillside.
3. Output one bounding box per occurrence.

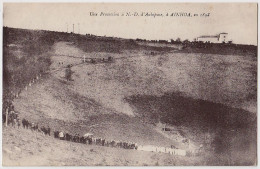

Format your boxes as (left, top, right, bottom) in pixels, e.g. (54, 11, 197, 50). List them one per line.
(3, 126, 207, 166)
(3, 27, 257, 166)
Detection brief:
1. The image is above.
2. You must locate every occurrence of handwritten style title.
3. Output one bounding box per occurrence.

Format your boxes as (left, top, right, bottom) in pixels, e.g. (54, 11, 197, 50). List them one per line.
(90, 12, 210, 18)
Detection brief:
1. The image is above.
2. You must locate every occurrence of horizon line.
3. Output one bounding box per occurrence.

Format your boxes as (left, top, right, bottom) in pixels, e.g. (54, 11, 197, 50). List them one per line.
(3, 26, 258, 46)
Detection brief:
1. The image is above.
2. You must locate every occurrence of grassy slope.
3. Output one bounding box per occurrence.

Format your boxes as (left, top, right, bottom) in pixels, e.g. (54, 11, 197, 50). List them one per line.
(70, 51, 257, 114)
(3, 126, 204, 166)
(3, 27, 257, 166)
(11, 41, 256, 165)
(11, 41, 183, 147)
(13, 70, 183, 148)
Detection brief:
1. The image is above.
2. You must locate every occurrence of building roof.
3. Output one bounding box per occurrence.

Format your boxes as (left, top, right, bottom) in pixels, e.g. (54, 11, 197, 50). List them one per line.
(197, 35, 218, 38)
(197, 32, 228, 39)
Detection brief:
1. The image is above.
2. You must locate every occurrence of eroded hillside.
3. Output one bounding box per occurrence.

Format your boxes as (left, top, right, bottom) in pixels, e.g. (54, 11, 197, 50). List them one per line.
(3, 27, 257, 166)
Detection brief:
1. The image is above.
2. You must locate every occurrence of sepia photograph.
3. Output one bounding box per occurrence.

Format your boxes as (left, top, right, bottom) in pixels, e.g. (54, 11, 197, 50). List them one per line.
(2, 2, 257, 166)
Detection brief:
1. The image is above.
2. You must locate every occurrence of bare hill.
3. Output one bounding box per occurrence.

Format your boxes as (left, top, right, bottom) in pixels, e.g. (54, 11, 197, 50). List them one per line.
(3, 27, 257, 166)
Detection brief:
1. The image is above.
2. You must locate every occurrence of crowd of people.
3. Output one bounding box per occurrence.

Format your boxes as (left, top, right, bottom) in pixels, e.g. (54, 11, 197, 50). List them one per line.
(53, 130, 138, 150)
(4, 115, 191, 156)
(4, 116, 139, 150)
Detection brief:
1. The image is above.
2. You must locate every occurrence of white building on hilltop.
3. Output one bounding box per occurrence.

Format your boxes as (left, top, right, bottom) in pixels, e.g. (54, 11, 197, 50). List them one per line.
(196, 33, 228, 43)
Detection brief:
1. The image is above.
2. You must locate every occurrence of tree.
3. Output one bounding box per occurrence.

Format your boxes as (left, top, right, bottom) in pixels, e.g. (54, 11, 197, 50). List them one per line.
(228, 40, 233, 44)
(176, 37, 181, 43)
(183, 39, 190, 44)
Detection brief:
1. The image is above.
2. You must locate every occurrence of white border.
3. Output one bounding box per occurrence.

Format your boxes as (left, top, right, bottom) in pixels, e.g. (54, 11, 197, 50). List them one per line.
(0, 1, 258, 169)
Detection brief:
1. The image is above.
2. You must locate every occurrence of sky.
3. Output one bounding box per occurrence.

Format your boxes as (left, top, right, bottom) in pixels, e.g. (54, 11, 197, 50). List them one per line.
(3, 3, 258, 45)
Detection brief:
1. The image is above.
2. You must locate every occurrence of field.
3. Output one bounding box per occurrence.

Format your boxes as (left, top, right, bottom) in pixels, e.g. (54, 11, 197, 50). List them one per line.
(2, 27, 257, 166)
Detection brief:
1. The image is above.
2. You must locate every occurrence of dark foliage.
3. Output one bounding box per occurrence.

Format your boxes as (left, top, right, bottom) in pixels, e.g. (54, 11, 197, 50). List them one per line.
(125, 92, 256, 156)
(3, 27, 55, 111)
(180, 42, 257, 57)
